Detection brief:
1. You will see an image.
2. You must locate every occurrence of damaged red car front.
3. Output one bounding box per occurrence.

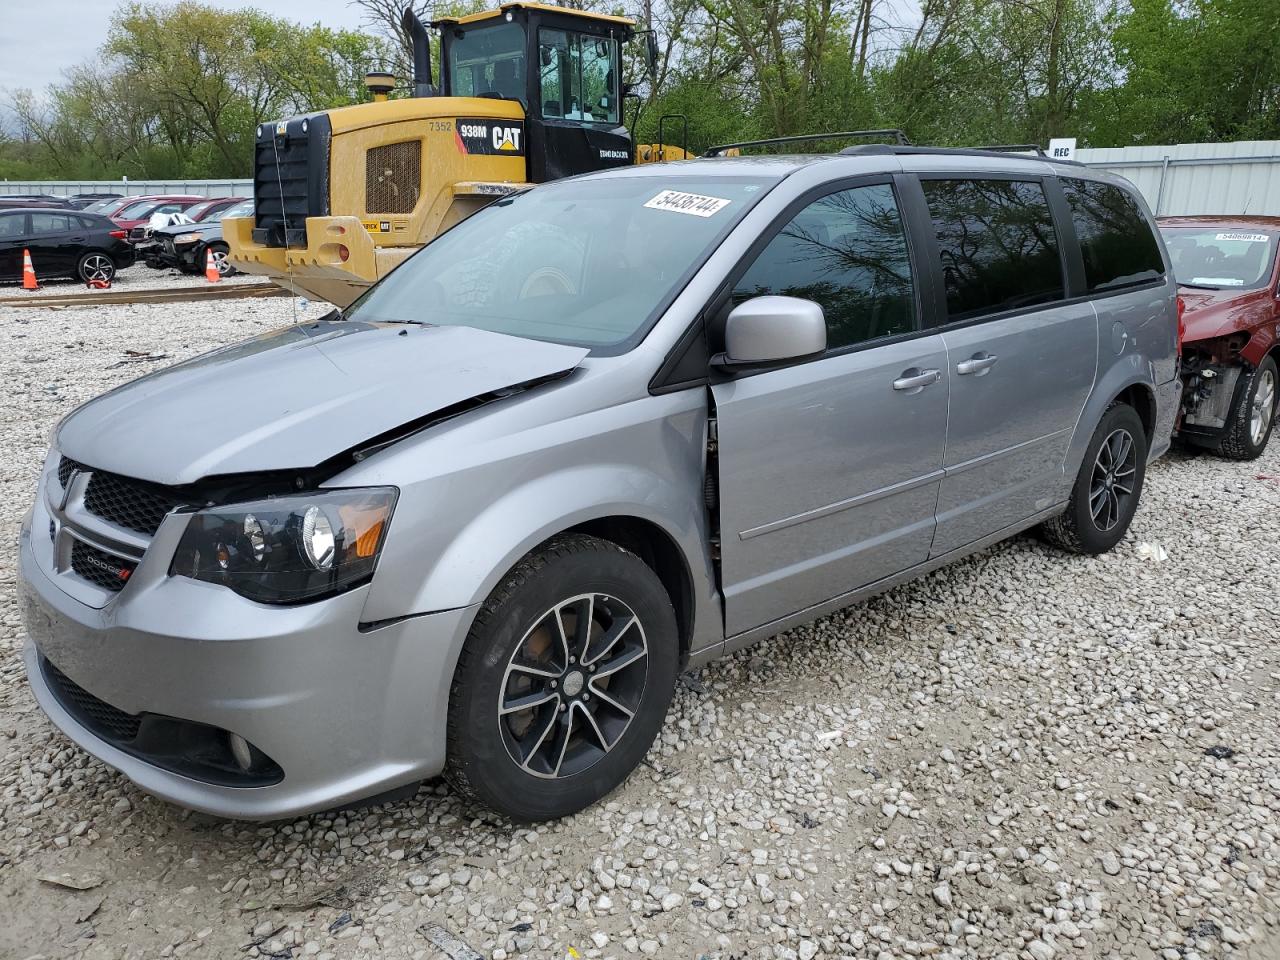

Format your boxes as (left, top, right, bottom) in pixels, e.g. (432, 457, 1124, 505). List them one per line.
(1159, 216, 1280, 459)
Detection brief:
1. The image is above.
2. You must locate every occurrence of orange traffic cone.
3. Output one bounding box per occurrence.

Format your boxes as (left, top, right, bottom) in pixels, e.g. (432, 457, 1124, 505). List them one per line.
(22, 248, 39, 290)
(204, 247, 221, 283)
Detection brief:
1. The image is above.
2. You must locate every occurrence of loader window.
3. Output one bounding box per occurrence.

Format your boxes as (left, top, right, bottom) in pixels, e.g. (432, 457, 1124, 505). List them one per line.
(539, 29, 619, 124)
(448, 22, 527, 106)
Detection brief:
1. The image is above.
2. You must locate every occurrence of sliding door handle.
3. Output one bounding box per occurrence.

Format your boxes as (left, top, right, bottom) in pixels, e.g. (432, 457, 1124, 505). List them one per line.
(956, 352, 999, 376)
(892, 368, 941, 392)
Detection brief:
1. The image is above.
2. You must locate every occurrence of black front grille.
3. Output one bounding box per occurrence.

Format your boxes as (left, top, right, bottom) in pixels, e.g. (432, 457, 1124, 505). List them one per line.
(43, 658, 142, 741)
(70, 540, 137, 592)
(253, 112, 331, 248)
(83, 470, 187, 536)
(57, 456, 84, 488)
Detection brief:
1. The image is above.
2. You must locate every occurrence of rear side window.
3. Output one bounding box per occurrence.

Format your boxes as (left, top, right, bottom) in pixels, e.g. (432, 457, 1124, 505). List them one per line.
(29, 213, 72, 233)
(1061, 178, 1164, 291)
(733, 183, 916, 349)
(0, 213, 25, 238)
(922, 178, 1065, 322)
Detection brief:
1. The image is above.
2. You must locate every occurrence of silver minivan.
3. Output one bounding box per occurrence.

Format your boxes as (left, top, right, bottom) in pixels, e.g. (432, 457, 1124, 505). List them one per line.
(19, 148, 1181, 821)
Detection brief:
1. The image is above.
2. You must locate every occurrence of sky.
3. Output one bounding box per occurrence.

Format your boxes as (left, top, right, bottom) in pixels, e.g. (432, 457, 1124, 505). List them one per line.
(0, 0, 370, 98)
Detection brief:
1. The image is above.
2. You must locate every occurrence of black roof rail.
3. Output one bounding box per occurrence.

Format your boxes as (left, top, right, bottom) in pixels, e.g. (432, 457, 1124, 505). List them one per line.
(705, 129, 911, 157)
(838, 143, 1084, 165)
(975, 144, 1047, 155)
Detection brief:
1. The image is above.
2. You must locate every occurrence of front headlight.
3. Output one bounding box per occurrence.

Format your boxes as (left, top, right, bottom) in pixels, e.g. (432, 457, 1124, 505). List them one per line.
(170, 488, 397, 604)
(173, 233, 201, 245)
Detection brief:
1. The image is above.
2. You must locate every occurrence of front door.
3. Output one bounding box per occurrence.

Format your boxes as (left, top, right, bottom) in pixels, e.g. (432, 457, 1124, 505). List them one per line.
(27, 211, 81, 276)
(0, 211, 27, 280)
(915, 177, 1097, 555)
(712, 182, 949, 637)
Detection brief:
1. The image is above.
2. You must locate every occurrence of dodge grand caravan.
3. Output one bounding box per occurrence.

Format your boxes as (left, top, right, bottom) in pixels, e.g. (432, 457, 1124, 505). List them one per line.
(19, 147, 1181, 822)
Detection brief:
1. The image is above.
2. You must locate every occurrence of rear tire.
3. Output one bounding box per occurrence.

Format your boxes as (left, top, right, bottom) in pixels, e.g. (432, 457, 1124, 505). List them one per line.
(77, 252, 115, 284)
(1216, 356, 1277, 461)
(1040, 404, 1148, 555)
(445, 534, 679, 821)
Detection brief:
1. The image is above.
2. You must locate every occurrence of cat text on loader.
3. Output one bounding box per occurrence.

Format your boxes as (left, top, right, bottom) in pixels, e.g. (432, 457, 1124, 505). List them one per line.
(224, 2, 690, 307)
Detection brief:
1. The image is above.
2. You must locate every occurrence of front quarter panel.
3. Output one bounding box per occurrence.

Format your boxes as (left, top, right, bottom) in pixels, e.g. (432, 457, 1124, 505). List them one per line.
(335, 383, 723, 659)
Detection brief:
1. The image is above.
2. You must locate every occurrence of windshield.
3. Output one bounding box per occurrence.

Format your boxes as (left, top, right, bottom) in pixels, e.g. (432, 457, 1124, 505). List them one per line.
(223, 200, 254, 219)
(1161, 227, 1278, 290)
(115, 200, 161, 220)
(345, 175, 775, 353)
(87, 197, 129, 216)
(448, 22, 526, 105)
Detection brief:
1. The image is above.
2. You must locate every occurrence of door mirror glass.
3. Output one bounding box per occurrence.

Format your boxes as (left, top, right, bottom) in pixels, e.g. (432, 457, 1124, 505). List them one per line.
(644, 32, 659, 79)
(722, 296, 826, 366)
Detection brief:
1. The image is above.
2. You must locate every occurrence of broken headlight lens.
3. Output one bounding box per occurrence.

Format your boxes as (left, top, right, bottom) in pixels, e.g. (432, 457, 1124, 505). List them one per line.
(169, 488, 397, 604)
(173, 233, 202, 245)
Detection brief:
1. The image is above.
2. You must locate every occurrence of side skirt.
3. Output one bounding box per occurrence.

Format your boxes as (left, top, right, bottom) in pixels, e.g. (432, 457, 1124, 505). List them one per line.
(719, 502, 1067, 658)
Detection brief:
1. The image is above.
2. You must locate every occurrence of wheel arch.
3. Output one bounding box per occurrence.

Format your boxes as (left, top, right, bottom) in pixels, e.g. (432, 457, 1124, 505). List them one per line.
(567, 516, 696, 666)
(1064, 357, 1163, 492)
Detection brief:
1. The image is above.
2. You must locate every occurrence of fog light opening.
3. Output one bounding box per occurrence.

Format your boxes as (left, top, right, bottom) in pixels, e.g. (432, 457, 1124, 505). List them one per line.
(228, 733, 253, 771)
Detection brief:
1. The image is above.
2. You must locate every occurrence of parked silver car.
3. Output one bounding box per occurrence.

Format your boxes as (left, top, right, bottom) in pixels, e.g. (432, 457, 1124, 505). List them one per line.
(19, 148, 1181, 821)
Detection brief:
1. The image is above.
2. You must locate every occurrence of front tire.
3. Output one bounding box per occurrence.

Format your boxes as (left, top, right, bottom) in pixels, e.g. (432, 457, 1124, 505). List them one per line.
(445, 534, 679, 821)
(1040, 403, 1148, 555)
(1216, 356, 1277, 461)
(207, 242, 236, 276)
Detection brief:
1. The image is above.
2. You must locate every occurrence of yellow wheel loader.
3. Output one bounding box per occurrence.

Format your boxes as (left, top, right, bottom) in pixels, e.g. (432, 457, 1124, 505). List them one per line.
(225, 2, 691, 307)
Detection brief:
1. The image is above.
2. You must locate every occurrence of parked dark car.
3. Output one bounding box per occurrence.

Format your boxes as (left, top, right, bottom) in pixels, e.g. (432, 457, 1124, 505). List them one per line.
(148, 199, 253, 275)
(68, 193, 123, 210)
(1159, 215, 1280, 459)
(0, 208, 135, 284)
(0, 197, 75, 211)
(133, 196, 249, 260)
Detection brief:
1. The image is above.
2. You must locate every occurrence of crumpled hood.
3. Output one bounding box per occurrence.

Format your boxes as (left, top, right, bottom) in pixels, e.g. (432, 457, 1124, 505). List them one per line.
(1178, 285, 1273, 344)
(56, 320, 587, 485)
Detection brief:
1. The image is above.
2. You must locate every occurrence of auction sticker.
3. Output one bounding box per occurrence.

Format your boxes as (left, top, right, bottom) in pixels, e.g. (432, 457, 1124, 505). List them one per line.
(1215, 232, 1270, 242)
(644, 190, 731, 217)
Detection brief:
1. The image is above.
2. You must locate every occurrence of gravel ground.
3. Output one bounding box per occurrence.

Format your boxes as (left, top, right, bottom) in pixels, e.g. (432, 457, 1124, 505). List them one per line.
(1, 300, 1279, 960)
(1, 262, 264, 298)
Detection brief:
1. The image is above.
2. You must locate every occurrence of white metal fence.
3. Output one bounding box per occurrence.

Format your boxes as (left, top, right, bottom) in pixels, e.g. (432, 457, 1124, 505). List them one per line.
(0, 179, 252, 198)
(1077, 141, 1280, 217)
(4, 140, 1279, 216)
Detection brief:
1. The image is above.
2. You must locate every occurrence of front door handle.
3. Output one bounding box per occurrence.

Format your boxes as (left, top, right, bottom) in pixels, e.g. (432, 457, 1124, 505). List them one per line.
(956, 352, 998, 376)
(892, 368, 941, 392)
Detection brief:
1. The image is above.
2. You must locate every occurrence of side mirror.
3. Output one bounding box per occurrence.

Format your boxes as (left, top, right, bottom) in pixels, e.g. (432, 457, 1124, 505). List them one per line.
(715, 296, 826, 370)
(644, 32, 659, 79)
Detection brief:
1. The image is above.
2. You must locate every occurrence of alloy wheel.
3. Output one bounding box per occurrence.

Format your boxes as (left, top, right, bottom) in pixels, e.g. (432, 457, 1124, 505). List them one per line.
(82, 255, 114, 283)
(1250, 367, 1276, 447)
(210, 247, 232, 276)
(498, 593, 648, 780)
(1089, 427, 1137, 532)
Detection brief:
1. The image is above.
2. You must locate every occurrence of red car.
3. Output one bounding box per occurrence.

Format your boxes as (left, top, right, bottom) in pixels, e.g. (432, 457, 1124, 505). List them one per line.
(110, 195, 206, 237)
(1160, 216, 1280, 459)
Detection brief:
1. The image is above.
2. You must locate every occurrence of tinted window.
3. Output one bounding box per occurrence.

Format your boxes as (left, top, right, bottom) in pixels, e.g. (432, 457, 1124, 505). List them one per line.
(29, 213, 72, 233)
(1062, 178, 1164, 291)
(922, 178, 1065, 321)
(76, 215, 104, 230)
(733, 184, 916, 349)
(0, 213, 25, 238)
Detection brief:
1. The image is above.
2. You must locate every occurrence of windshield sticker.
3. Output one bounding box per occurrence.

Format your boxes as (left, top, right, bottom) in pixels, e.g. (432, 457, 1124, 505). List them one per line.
(1215, 232, 1269, 243)
(644, 190, 732, 217)
(1191, 276, 1245, 286)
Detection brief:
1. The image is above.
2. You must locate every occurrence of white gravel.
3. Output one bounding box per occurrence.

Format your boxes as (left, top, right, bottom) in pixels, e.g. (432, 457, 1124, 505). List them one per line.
(2, 299, 1279, 960)
(1, 261, 264, 298)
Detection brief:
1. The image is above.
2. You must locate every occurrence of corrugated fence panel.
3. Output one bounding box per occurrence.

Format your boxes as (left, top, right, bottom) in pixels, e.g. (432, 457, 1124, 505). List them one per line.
(5, 141, 1280, 215)
(0, 180, 253, 198)
(1077, 141, 1280, 217)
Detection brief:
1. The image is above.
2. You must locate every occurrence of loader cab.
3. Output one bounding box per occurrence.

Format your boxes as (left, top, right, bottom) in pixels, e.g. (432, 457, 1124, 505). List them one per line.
(435, 3, 637, 182)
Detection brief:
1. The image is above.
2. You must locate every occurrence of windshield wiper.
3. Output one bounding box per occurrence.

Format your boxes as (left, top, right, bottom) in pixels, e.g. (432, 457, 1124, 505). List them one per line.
(1178, 282, 1222, 290)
